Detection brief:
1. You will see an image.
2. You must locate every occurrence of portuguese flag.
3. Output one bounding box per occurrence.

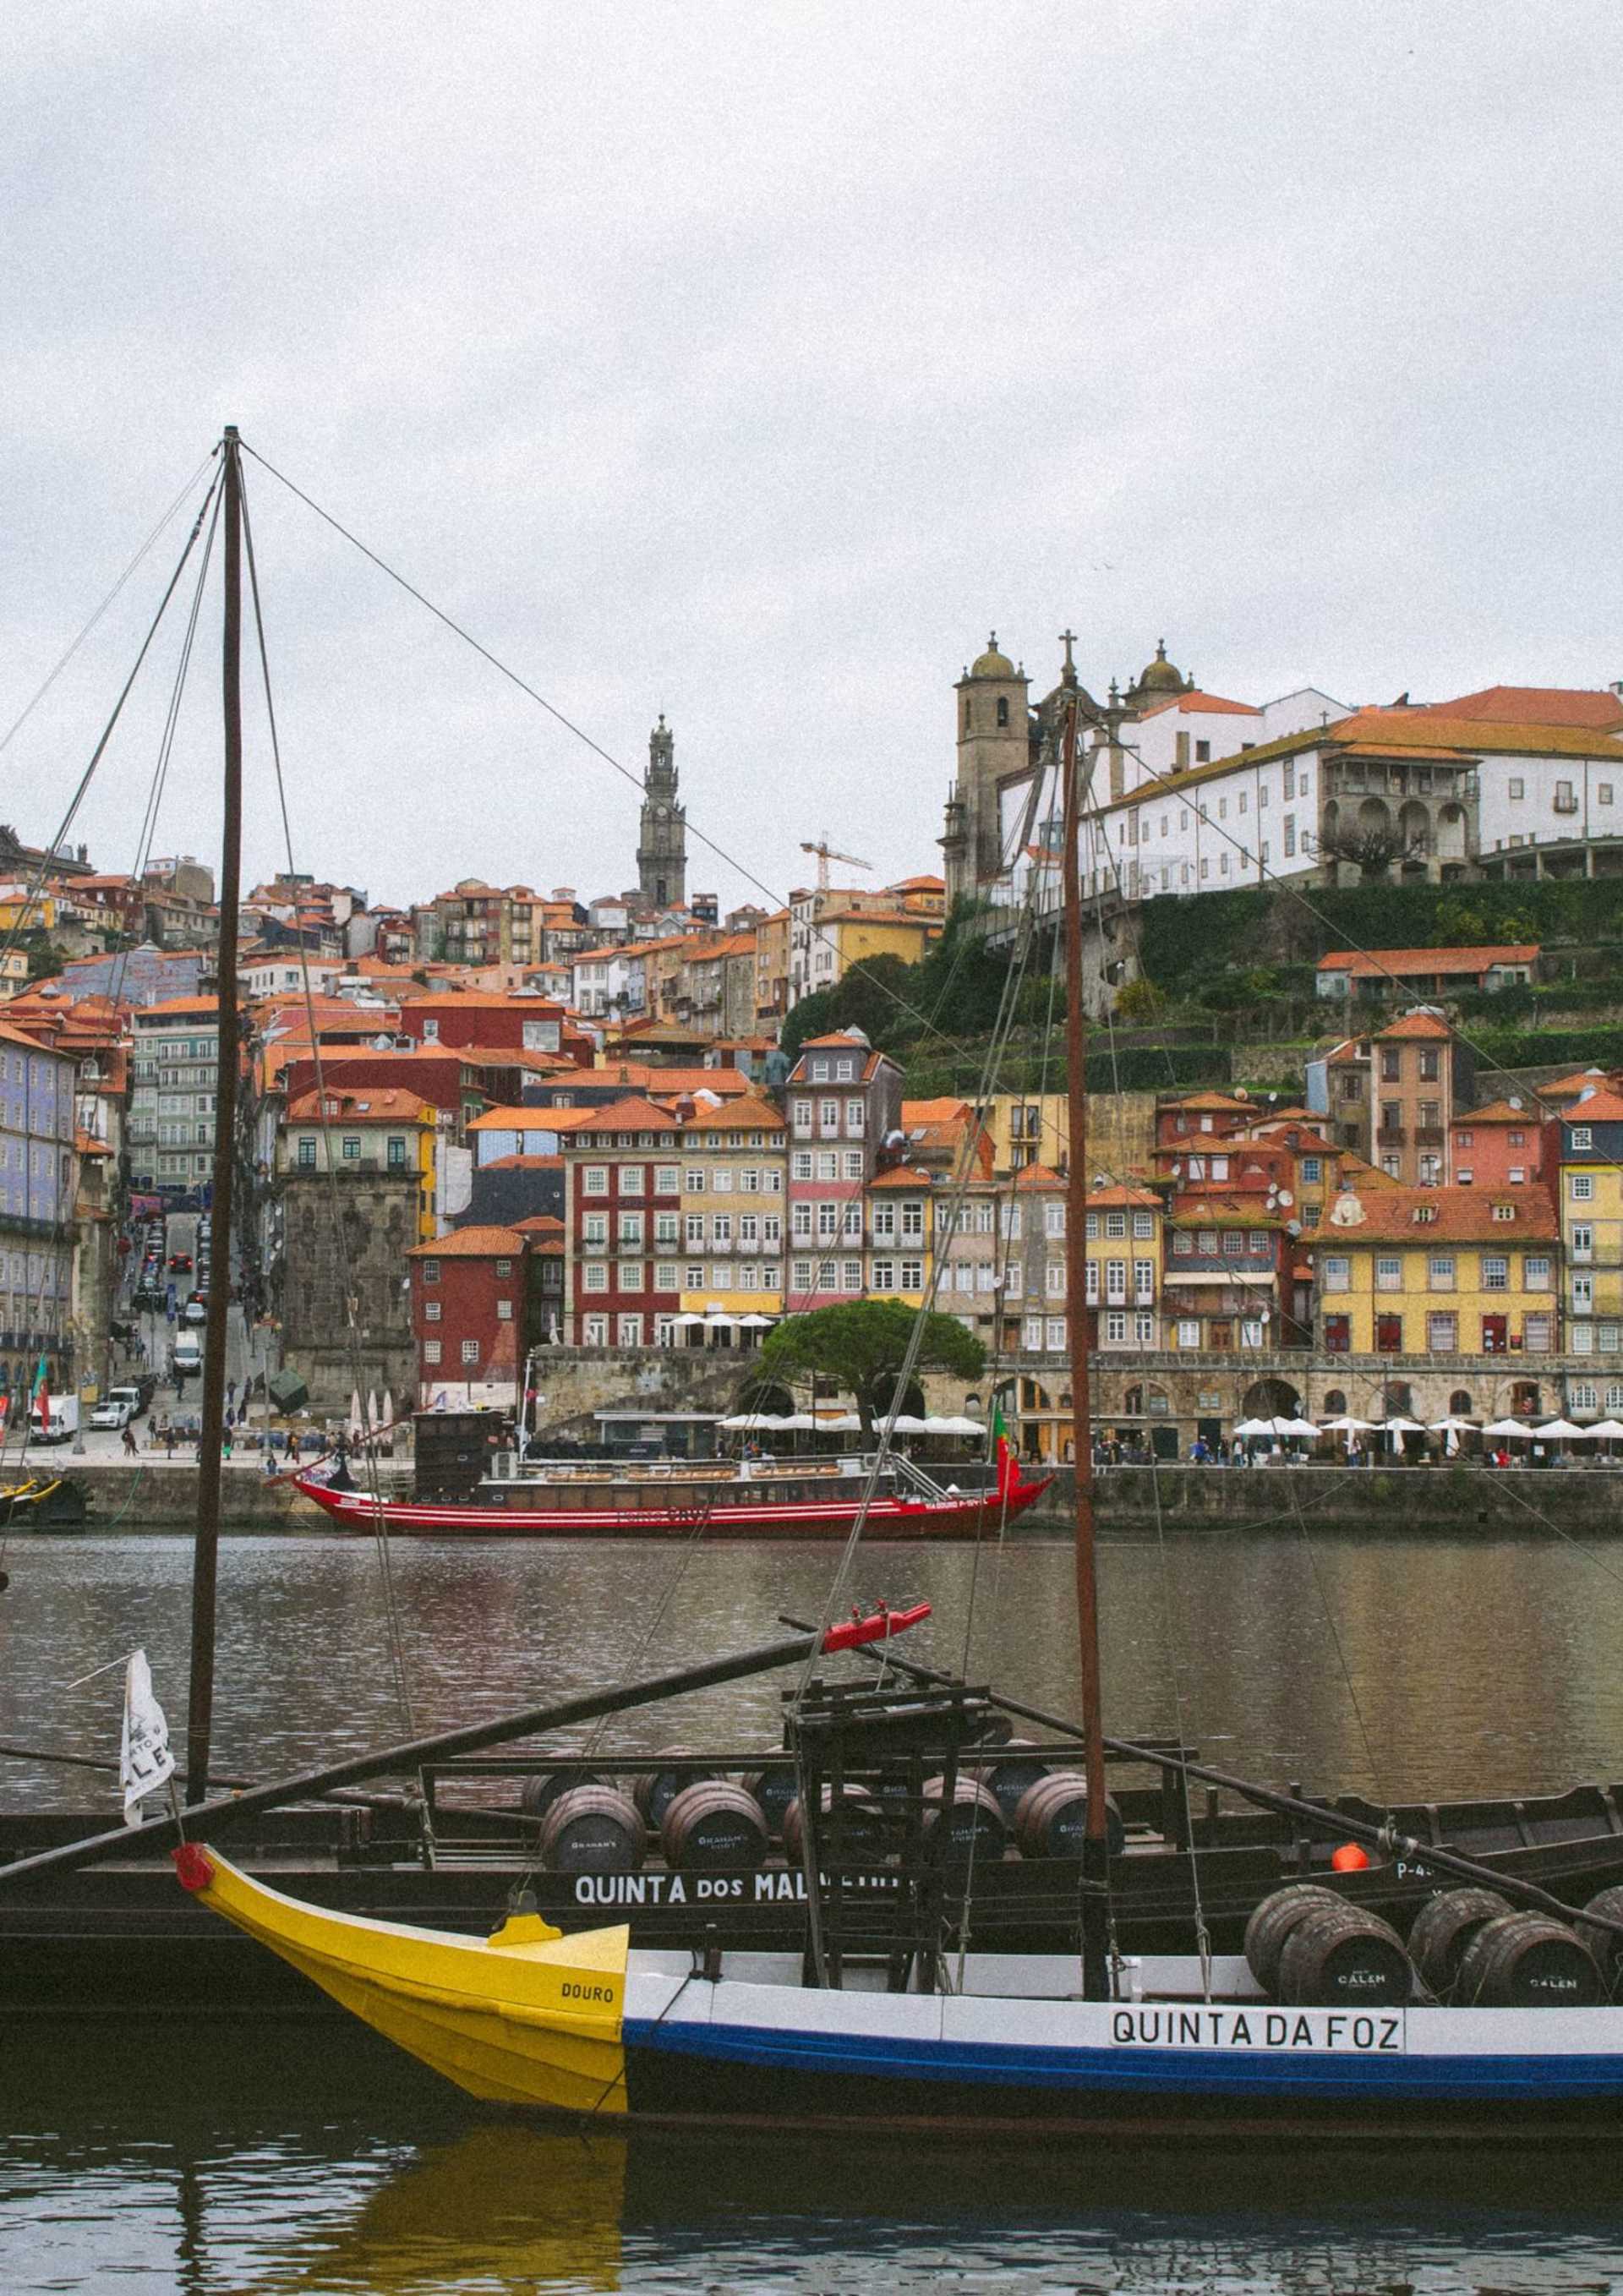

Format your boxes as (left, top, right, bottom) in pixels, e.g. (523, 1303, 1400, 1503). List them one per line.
(992, 1402, 1019, 1495)
(31, 1352, 50, 1431)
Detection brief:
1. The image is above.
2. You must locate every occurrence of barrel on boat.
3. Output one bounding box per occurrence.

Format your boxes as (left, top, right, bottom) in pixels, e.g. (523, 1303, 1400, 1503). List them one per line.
(631, 1748, 717, 1830)
(1243, 1883, 1348, 1994)
(1012, 1772, 1124, 1861)
(974, 1740, 1051, 1823)
(1276, 1904, 1411, 2007)
(781, 1782, 888, 1865)
(738, 1761, 800, 1840)
(1456, 1911, 1602, 2008)
(538, 1785, 645, 1873)
(1576, 1886, 1623, 1995)
(519, 1767, 608, 1824)
(1406, 1888, 1511, 1997)
(920, 1776, 1008, 1867)
(660, 1781, 769, 1872)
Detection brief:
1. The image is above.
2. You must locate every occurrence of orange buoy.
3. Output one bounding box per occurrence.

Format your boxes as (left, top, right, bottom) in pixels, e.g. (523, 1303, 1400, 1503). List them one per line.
(1331, 1842, 1370, 1872)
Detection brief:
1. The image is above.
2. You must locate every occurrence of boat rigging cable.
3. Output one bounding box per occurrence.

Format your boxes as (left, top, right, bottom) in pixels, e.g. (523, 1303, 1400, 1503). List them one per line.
(238, 471, 415, 1739)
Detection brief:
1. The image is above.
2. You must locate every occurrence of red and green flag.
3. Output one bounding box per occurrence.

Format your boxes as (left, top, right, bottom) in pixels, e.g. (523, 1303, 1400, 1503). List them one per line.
(31, 1353, 50, 1431)
(992, 1402, 1018, 1493)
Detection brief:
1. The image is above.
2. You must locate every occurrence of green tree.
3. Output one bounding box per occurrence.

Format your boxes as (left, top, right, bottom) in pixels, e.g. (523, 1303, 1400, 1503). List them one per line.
(750, 1299, 986, 1440)
(1112, 976, 1163, 1022)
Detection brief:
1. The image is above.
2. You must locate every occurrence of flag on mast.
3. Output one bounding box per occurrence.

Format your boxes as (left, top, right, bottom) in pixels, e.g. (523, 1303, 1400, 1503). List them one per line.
(991, 1402, 1020, 1495)
(119, 1648, 175, 1825)
(31, 1353, 50, 1433)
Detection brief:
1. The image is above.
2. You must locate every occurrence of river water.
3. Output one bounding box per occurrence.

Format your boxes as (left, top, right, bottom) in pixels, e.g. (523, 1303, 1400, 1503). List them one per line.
(4, 1524, 1623, 2292)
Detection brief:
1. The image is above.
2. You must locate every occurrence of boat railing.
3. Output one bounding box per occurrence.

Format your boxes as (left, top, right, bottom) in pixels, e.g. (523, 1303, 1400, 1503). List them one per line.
(495, 1451, 899, 1487)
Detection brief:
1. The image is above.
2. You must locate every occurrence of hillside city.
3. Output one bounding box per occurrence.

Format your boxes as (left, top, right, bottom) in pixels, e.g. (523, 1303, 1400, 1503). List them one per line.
(5, 637, 1623, 1462)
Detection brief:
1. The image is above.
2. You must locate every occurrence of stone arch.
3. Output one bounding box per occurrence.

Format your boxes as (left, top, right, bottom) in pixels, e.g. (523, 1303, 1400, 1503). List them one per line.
(1323, 1388, 1347, 1416)
(1511, 1379, 1542, 1417)
(1397, 798, 1430, 856)
(1381, 1379, 1413, 1415)
(1358, 796, 1392, 834)
(1321, 798, 1340, 843)
(1437, 803, 1467, 861)
(1449, 1387, 1474, 1417)
(1242, 1375, 1300, 1419)
(871, 1371, 926, 1421)
(737, 1377, 794, 1419)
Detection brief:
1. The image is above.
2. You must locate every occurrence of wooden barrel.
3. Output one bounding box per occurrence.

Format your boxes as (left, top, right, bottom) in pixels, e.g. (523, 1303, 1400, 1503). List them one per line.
(1276, 1904, 1411, 2007)
(538, 1785, 645, 1874)
(1456, 1912, 1602, 2008)
(519, 1768, 607, 1823)
(974, 1740, 1051, 1824)
(1406, 1888, 1511, 1996)
(738, 1761, 800, 1840)
(1243, 1884, 1348, 1994)
(660, 1781, 770, 1872)
(782, 1783, 888, 1866)
(1011, 1773, 1125, 1861)
(920, 1775, 1008, 1867)
(1576, 1885, 1623, 1995)
(631, 1748, 717, 1830)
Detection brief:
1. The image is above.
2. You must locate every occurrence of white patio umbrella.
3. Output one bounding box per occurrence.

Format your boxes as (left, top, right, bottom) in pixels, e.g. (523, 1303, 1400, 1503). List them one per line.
(924, 1414, 987, 1436)
(1586, 1419, 1623, 1440)
(1535, 1419, 1590, 1440)
(736, 1313, 774, 1329)
(670, 1313, 705, 1327)
(1429, 1416, 1478, 1431)
(1381, 1416, 1427, 1433)
(366, 1388, 380, 1433)
(347, 1387, 363, 1438)
(775, 1413, 817, 1430)
(818, 1413, 864, 1434)
(380, 1390, 395, 1429)
(1232, 1418, 1273, 1437)
(1320, 1415, 1377, 1431)
(719, 1411, 790, 1430)
(1482, 1418, 1531, 1438)
(1280, 1418, 1322, 1438)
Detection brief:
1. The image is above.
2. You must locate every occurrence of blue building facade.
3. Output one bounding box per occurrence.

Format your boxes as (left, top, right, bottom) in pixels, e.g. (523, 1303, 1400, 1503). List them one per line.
(0, 1020, 79, 1411)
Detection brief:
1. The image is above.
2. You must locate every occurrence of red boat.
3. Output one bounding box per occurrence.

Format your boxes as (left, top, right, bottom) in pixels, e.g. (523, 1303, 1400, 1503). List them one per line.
(292, 1448, 1052, 1540)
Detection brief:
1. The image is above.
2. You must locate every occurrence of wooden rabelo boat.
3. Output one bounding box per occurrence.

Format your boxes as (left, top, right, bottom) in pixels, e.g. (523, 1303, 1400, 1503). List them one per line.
(290, 1446, 1052, 1540)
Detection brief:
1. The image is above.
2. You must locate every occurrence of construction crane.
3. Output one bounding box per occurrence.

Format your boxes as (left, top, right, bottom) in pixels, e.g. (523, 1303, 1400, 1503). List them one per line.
(799, 834, 873, 892)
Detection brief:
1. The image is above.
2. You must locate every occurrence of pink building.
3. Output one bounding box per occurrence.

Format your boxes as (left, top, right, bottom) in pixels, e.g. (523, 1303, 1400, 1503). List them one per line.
(784, 1031, 903, 1313)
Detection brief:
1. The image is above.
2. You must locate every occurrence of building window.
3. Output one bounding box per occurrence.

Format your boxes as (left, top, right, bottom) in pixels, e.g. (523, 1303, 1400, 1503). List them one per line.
(387, 1137, 407, 1168)
(461, 1339, 479, 1365)
(423, 1299, 441, 1322)
(1325, 1315, 1351, 1353)
(1375, 1314, 1403, 1353)
(583, 1166, 609, 1196)
(1427, 1312, 1457, 1353)
(1572, 1126, 1593, 1151)
(1374, 1256, 1402, 1292)
(1524, 1255, 1552, 1288)
(1428, 1255, 1455, 1291)
(1572, 1173, 1595, 1200)
(655, 1165, 680, 1194)
(421, 1259, 440, 1284)
(842, 1259, 863, 1290)
(583, 1315, 609, 1347)
(582, 1264, 609, 1293)
(342, 1135, 361, 1161)
(297, 1137, 316, 1167)
(900, 1259, 924, 1291)
(1509, 777, 1525, 800)
(1104, 1310, 1128, 1344)
(1481, 1255, 1510, 1291)
(585, 1211, 609, 1246)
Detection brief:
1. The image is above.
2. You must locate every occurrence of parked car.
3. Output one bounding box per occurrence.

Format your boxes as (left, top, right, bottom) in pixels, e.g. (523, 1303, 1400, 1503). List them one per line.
(183, 1298, 207, 1326)
(168, 1253, 192, 1273)
(90, 1397, 135, 1430)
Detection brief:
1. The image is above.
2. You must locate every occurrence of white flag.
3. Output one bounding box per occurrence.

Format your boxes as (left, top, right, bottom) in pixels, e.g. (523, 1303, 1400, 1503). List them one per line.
(120, 1648, 174, 1826)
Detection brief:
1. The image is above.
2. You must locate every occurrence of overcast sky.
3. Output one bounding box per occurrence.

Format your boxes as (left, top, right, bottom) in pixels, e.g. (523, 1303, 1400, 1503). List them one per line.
(4, 4, 1621, 920)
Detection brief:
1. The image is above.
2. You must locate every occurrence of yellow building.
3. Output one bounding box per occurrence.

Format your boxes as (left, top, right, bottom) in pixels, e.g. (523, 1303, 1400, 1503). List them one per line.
(673, 1093, 787, 1322)
(1309, 1184, 1560, 1360)
(281, 1087, 440, 1242)
(1558, 1088, 1623, 1340)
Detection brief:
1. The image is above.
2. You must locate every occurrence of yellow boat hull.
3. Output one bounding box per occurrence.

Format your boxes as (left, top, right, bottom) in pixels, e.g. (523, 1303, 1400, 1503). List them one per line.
(174, 1844, 628, 2114)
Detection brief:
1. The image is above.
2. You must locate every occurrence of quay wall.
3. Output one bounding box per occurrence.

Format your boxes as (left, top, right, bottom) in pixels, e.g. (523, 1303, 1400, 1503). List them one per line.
(34, 1460, 1620, 1536)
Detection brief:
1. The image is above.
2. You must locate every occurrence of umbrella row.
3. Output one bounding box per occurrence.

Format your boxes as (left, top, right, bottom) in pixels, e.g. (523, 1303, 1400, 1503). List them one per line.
(719, 1412, 987, 1436)
(1234, 1413, 1623, 1441)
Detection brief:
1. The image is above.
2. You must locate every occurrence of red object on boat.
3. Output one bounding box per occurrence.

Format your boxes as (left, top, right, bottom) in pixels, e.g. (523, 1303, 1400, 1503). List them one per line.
(822, 1602, 931, 1652)
(172, 1844, 217, 1893)
(1331, 1842, 1370, 1872)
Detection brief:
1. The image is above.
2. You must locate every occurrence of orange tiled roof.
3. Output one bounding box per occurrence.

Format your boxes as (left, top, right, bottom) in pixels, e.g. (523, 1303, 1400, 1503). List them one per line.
(867, 1164, 933, 1191)
(1136, 690, 1259, 719)
(559, 1094, 682, 1134)
(1561, 1089, 1623, 1127)
(1318, 945, 1538, 977)
(1456, 1098, 1545, 1124)
(1375, 1010, 1453, 1040)
(406, 1225, 524, 1260)
(1422, 686, 1623, 731)
(680, 1093, 784, 1131)
(286, 1087, 432, 1123)
(1312, 1184, 1559, 1244)
(467, 1104, 601, 1133)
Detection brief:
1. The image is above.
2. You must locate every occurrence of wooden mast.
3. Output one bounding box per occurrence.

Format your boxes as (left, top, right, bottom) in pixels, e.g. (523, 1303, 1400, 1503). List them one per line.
(185, 426, 244, 1805)
(1058, 679, 1111, 1999)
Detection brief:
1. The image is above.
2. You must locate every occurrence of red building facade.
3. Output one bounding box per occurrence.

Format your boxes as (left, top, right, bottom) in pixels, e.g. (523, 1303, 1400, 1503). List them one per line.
(560, 1096, 684, 1346)
(407, 1223, 528, 1404)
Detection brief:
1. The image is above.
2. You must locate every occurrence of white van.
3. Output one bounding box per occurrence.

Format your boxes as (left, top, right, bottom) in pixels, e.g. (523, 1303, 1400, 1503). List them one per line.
(172, 1335, 203, 1376)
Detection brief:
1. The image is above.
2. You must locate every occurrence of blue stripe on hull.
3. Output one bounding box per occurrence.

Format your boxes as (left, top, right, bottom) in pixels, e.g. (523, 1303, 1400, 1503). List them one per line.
(623, 2018, 1623, 2107)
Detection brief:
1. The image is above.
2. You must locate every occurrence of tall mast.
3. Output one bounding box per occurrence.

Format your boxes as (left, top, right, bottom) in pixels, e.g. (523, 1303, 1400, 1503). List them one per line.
(185, 426, 244, 1805)
(1059, 687, 1111, 1999)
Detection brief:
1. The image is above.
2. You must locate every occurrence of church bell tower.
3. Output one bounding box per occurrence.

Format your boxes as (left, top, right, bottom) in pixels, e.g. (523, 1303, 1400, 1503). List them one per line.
(637, 715, 686, 910)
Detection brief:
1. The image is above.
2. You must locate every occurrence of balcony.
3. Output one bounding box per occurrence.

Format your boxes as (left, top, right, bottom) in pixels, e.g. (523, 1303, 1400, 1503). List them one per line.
(1414, 1127, 1445, 1148)
(1375, 1126, 1407, 1146)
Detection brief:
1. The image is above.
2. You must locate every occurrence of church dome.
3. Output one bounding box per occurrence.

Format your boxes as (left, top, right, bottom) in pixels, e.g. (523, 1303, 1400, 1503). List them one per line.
(1137, 640, 1184, 693)
(970, 631, 1016, 679)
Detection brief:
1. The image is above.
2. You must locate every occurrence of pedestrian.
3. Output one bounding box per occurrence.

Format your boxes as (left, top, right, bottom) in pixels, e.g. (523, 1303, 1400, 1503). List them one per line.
(227, 1378, 236, 1410)
(222, 1424, 233, 1460)
(261, 1445, 276, 1477)
(121, 1424, 139, 1458)
(164, 1423, 176, 1459)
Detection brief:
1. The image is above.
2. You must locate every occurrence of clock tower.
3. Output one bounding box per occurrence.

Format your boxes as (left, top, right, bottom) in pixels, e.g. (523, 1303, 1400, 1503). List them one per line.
(637, 714, 686, 910)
